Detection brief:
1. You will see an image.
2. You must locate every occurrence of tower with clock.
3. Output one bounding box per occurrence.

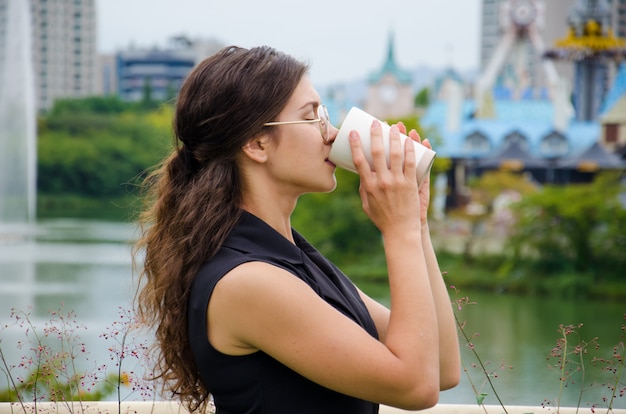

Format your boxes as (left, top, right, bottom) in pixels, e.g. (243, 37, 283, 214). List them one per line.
(364, 33, 414, 121)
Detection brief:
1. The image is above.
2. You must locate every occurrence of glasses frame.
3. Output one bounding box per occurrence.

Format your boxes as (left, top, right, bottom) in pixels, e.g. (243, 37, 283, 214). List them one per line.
(263, 105, 331, 143)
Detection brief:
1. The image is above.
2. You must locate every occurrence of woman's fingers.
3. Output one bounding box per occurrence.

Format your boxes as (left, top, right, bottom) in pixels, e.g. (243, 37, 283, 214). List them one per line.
(388, 125, 404, 175)
(349, 130, 372, 180)
(403, 138, 417, 178)
(348, 121, 421, 180)
(369, 120, 389, 175)
(408, 129, 422, 144)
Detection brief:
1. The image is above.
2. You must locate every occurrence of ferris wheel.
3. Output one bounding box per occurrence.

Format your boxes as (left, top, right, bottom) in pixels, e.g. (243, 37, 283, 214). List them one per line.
(476, 0, 563, 116)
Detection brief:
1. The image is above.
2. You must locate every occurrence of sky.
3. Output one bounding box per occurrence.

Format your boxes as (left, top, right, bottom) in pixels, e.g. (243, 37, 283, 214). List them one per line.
(96, 0, 482, 86)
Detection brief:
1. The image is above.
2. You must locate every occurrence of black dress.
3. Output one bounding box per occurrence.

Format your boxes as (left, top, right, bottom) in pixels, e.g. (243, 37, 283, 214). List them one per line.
(188, 211, 380, 414)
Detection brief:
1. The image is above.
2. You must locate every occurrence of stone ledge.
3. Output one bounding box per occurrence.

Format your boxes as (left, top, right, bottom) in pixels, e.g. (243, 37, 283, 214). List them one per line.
(1, 401, 624, 414)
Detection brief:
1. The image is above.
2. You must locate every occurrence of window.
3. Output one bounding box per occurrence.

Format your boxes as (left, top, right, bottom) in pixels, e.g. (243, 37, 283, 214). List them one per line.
(605, 124, 618, 143)
(540, 131, 569, 156)
(503, 131, 528, 151)
(464, 131, 491, 154)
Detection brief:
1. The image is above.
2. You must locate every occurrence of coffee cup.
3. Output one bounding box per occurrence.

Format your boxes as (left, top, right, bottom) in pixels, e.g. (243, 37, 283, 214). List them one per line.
(329, 107, 436, 185)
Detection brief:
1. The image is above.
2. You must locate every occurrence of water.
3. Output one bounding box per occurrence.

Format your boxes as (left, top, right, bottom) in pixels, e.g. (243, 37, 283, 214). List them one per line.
(0, 220, 623, 409)
(447, 291, 625, 409)
(0, 220, 143, 401)
(0, 0, 37, 223)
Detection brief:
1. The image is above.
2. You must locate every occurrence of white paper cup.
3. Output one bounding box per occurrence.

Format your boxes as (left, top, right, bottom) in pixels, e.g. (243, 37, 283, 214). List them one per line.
(329, 107, 436, 185)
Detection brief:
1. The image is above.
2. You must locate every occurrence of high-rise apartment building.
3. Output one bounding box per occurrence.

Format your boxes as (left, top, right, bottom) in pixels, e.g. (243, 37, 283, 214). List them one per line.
(32, 0, 98, 111)
(608, 0, 626, 38)
(0, 0, 98, 112)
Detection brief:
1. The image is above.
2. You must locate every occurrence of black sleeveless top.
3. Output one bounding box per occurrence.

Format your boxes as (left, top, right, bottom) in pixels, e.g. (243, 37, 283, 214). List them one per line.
(188, 211, 379, 414)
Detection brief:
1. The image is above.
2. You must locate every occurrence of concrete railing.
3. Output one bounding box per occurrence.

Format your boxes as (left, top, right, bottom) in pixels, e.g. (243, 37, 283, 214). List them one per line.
(1, 401, 624, 414)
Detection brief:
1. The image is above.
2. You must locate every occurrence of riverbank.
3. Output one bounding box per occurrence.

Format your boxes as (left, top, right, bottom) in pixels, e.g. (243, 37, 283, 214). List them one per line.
(431, 218, 626, 301)
(30, 204, 626, 302)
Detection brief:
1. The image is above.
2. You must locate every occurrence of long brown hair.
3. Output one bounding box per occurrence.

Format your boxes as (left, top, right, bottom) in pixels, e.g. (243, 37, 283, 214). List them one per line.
(134, 46, 308, 412)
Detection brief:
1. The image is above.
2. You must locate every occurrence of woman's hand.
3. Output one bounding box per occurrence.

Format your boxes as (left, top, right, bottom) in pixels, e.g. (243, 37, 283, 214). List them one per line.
(348, 120, 421, 236)
(397, 123, 431, 227)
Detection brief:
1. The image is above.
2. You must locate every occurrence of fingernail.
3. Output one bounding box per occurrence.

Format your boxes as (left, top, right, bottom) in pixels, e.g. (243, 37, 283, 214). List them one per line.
(371, 120, 379, 128)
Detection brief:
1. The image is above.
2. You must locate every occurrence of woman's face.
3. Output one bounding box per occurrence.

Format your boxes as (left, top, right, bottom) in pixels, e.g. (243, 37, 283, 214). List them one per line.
(264, 76, 339, 195)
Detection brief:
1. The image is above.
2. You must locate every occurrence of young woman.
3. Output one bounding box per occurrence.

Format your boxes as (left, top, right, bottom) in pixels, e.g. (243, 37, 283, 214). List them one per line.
(135, 45, 460, 414)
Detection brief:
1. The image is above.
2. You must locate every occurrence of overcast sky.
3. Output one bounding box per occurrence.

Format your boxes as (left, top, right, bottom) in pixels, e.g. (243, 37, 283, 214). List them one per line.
(96, 0, 482, 85)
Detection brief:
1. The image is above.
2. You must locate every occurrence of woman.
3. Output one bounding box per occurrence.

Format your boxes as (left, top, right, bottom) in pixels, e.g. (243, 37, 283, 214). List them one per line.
(135, 45, 460, 414)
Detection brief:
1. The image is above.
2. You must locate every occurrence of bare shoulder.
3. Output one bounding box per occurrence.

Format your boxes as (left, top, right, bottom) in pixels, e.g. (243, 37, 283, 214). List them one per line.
(213, 261, 300, 299)
(207, 261, 321, 355)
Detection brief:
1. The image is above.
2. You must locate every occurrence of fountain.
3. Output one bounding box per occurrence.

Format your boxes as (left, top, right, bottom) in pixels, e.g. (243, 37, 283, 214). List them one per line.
(0, 0, 37, 229)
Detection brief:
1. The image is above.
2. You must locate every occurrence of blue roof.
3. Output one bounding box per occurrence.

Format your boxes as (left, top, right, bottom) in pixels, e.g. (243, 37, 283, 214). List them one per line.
(421, 99, 600, 159)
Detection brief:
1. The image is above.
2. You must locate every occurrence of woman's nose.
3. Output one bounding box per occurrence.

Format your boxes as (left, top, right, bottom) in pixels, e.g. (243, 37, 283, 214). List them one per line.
(326, 124, 339, 144)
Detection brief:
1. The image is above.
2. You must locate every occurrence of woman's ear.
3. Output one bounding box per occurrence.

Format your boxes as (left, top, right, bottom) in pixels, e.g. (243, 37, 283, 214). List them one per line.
(241, 136, 270, 164)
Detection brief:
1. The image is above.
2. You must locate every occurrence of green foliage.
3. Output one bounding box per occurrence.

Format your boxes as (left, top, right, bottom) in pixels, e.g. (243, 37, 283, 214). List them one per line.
(382, 114, 450, 176)
(292, 169, 382, 266)
(37, 98, 173, 214)
(467, 170, 538, 206)
(0, 359, 120, 402)
(47, 96, 136, 116)
(414, 87, 430, 108)
(505, 172, 626, 289)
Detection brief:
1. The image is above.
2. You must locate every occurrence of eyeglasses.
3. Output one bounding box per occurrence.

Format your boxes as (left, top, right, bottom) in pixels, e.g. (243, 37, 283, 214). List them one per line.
(263, 105, 332, 143)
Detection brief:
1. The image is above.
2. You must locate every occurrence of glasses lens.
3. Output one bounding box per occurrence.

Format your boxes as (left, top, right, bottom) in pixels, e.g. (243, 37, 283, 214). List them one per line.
(318, 105, 330, 142)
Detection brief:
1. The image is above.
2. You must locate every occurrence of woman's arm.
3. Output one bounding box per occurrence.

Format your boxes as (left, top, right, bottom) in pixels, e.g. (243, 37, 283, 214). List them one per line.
(420, 224, 461, 390)
(410, 132, 460, 390)
(357, 236, 461, 392)
(359, 125, 460, 391)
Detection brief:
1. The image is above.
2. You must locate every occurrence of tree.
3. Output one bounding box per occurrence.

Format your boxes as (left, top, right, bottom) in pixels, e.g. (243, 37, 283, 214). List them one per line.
(38, 98, 172, 200)
(291, 168, 381, 267)
(414, 87, 430, 108)
(506, 172, 626, 285)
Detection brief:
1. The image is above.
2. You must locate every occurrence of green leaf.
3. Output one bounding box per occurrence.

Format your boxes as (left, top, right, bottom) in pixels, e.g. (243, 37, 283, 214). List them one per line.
(476, 393, 488, 405)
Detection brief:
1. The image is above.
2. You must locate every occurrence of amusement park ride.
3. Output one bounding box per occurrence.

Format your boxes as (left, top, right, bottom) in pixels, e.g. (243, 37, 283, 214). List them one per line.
(545, 0, 626, 121)
(475, 0, 563, 118)
(476, 0, 626, 124)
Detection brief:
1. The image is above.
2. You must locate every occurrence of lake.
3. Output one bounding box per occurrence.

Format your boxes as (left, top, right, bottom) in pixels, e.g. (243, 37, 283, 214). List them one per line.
(0, 219, 624, 410)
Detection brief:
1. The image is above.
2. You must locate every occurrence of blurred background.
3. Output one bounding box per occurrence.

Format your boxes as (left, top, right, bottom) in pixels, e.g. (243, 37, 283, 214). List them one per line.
(0, 0, 625, 409)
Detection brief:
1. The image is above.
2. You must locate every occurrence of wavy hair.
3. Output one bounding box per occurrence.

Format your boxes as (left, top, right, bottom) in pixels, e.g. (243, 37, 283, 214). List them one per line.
(134, 46, 308, 412)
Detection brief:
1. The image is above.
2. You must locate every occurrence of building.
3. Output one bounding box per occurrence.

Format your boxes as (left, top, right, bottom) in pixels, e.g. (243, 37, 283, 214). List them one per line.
(600, 63, 626, 154)
(29, 0, 98, 112)
(609, 0, 626, 38)
(544, 0, 626, 121)
(0, 0, 99, 112)
(117, 47, 195, 103)
(363, 34, 414, 120)
(95, 53, 117, 96)
(115, 37, 222, 102)
(422, 0, 626, 209)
